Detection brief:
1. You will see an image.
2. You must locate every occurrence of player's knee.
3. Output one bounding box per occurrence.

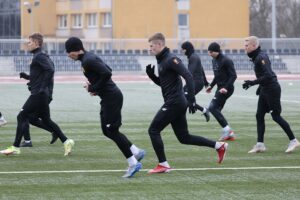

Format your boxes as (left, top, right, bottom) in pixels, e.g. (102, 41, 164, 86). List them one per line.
(177, 136, 190, 144)
(17, 111, 26, 122)
(271, 112, 281, 123)
(103, 124, 119, 139)
(256, 112, 264, 121)
(148, 127, 160, 137)
(208, 104, 218, 116)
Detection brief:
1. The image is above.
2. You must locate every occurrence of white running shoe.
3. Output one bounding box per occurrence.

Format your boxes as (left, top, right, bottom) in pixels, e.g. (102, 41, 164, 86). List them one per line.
(248, 143, 266, 153)
(0, 116, 7, 127)
(64, 139, 75, 156)
(0, 146, 21, 155)
(285, 139, 300, 153)
(122, 162, 142, 178)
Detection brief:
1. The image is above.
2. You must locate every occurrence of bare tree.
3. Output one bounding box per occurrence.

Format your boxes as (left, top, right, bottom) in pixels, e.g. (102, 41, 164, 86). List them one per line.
(250, 0, 300, 38)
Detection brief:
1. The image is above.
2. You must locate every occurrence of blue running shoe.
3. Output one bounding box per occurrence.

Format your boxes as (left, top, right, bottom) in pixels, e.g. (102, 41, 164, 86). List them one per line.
(122, 162, 142, 178)
(134, 149, 146, 161)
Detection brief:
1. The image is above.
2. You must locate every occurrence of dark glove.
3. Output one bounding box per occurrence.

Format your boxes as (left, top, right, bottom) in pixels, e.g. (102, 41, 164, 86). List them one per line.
(26, 82, 31, 91)
(146, 64, 155, 76)
(256, 86, 261, 96)
(20, 72, 29, 79)
(48, 96, 53, 103)
(242, 80, 256, 90)
(204, 81, 210, 88)
(187, 98, 197, 114)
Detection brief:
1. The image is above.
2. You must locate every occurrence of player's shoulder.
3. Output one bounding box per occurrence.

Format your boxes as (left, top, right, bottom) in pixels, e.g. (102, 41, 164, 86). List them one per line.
(190, 53, 200, 61)
(255, 51, 269, 63)
(167, 53, 182, 65)
(82, 51, 98, 63)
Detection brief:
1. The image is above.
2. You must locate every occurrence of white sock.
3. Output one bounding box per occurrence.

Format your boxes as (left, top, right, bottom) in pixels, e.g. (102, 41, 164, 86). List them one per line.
(24, 140, 31, 143)
(63, 139, 69, 144)
(291, 138, 297, 143)
(257, 142, 264, 146)
(223, 125, 231, 132)
(159, 161, 170, 168)
(203, 107, 207, 113)
(130, 144, 140, 155)
(127, 155, 138, 167)
(215, 142, 223, 149)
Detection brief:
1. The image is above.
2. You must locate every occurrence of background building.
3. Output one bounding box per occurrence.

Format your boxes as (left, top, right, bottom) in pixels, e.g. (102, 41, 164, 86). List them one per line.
(0, 0, 21, 39)
(20, 0, 249, 39)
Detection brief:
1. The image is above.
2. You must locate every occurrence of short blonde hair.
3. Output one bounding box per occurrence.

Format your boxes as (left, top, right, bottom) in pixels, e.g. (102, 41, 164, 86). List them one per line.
(148, 32, 165, 45)
(29, 32, 43, 47)
(245, 36, 259, 48)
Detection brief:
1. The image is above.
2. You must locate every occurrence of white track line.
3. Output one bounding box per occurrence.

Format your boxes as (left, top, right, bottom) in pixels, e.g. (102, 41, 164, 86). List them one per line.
(0, 166, 299, 174)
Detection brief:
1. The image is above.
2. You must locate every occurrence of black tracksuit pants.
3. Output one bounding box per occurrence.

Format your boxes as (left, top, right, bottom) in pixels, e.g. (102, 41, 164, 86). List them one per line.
(208, 86, 234, 128)
(148, 97, 216, 163)
(23, 112, 54, 141)
(14, 93, 67, 147)
(256, 83, 295, 142)
(99, 89, 133, 159)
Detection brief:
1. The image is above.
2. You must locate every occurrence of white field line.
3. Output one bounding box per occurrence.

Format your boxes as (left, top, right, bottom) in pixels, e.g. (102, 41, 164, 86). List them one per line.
(0, 166, 299, 174)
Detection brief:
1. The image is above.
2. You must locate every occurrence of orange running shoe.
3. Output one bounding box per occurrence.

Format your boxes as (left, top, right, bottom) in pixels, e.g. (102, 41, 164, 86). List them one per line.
(148, 164, 171, 174)
(216, 142, 228, 164)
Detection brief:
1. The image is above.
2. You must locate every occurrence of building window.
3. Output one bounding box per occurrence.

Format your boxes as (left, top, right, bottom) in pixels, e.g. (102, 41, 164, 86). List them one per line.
(58, 15, 67, 28)
(87, 13, 97, 28)
(72, 14, 82, 28)
(99, 0, 111, 9)
(177, 0, 190, 10)
(178, 13, 189, 28)
(102, 12, 111, 27)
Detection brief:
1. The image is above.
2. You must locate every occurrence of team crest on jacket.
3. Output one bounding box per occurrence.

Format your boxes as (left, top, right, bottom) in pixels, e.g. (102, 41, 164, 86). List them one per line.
(261, 60, 265, 65)
(173, 58, 179, 64)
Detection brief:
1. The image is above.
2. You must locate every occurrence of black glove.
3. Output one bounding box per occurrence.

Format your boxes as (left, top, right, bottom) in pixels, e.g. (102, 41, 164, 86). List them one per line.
(242, 80, 256, 90)
(204, 81, 210, 88)
(48, 96, 53, 103)
(20, 72, 29, 79)
(146, 64, 155, 76)
(187, 98, 197, 114)
(256, 86, 261, 96)
(26, 82, 31, 91)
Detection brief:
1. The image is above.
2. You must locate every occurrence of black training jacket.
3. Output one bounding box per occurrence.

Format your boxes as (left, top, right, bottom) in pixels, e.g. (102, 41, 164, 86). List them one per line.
(28, 48, 54, 97)
(188, 52, 209, 86)
(149, 47, 195, 105)
(248, 47, 278, 87)
(79, 51, 118, 98)
(210, 53, 237, 89)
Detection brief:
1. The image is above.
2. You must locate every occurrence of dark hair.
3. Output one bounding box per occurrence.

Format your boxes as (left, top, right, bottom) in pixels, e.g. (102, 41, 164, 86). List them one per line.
(65, 37, 84, 53)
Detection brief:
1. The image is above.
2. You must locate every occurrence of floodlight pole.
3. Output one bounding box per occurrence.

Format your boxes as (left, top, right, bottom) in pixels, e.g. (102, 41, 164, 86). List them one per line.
(271, 0, 276, 50)
(24, 0, 40, 34)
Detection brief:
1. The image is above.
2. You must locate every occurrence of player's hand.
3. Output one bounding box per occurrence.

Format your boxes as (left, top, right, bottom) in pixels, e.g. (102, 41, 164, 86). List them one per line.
(256, 86, 261, 96)
(206, 85, 212, 93)
(204, 82, 210, 89)
(187, 97, 197, 114)
(83, 81, 91, 92)
(219, 88, 227, 94)
(48, 96, 53, 103)
(146, 64, 155, 76)
(20, 72, 29, 79)
(242, 80, 255, 90)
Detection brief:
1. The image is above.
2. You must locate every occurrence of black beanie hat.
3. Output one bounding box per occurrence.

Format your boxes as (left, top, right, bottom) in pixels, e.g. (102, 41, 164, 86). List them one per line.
(181, 41, 194, 57)
(65, 37, 84, 53)
(208, 42, 221, 52)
